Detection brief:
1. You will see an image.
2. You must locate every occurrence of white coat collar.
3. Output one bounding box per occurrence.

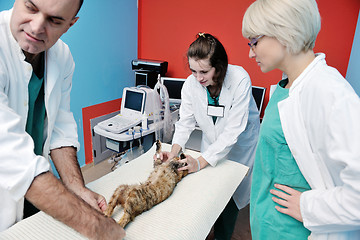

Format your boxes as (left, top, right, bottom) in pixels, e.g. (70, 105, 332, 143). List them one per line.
(283, 53, 326, 94)
(222, 67, 232, 90)
(218, 66, 233, 105)
(44, 49, 60, 96)
(5, 9, 26, 63)
(197, 81, 217, 129)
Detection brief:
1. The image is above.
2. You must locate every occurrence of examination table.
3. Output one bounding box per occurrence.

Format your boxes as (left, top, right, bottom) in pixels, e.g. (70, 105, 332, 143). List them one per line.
(0, 143, 249, 240)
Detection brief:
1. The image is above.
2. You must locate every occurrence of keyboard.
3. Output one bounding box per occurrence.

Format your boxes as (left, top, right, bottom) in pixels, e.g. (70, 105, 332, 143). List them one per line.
(98, 114, 142, 134)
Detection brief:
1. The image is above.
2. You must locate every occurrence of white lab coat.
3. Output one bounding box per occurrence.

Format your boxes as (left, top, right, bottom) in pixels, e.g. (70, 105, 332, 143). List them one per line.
(0, 9, 80, 231)
(172, 64, 260, 209)
(278, 53, 360, 240)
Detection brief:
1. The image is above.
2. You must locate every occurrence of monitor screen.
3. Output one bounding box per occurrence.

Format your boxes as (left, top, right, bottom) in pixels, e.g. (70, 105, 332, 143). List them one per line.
(124, 90, 144, 112)
(252, 86, 266, 112)
(161, 77, 186, 103)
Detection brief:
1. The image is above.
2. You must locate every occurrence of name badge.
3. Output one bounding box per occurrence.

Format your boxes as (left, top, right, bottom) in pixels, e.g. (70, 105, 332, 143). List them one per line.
(207, 104, 225, 117)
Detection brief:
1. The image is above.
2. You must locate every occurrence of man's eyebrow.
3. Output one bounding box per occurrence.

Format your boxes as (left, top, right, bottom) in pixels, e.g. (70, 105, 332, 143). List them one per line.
(28, 0, 66, 21)
(27, 0, 36, 8)
(51, 16, 66, 21)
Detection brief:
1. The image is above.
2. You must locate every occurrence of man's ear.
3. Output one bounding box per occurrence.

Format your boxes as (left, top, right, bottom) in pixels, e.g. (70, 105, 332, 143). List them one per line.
(65, 17, 79, 33)
(70, 17, 79, 27)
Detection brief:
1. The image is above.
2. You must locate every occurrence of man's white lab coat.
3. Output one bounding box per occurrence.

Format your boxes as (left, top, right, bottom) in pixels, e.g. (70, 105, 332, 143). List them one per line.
(0, 9, 80, 231)
(279, 53, 360, 239)
(172, 64, 260, 209)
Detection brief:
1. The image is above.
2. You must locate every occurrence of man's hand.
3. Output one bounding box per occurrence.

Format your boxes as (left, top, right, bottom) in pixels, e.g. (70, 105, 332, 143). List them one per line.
(26, 172, 126, 240)
(270, 184, 303, 222)
(77, 187, 108, 212)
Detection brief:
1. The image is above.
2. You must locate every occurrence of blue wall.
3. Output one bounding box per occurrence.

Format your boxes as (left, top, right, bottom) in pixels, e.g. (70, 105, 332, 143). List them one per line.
(347, 11, 360, 96)
(0, 2, 12, 9)
(0, 1, 138, 167)
(61, 1, 138, 167)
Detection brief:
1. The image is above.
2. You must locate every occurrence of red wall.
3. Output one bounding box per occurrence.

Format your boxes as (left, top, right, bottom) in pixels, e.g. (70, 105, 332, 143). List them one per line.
(138, 0, 360, 115)
(82, 99, 121, 164)
(83, 0, 359, 165)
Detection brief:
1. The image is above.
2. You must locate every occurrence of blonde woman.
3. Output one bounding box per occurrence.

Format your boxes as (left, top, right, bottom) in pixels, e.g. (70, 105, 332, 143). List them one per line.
(242, 0, 360, 239)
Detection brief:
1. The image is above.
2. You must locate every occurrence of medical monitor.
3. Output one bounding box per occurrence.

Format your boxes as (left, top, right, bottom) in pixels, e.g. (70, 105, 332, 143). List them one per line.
(121, 87, 146, 117)
(161, 77, 186, 104)
(252, 86, 266, 112)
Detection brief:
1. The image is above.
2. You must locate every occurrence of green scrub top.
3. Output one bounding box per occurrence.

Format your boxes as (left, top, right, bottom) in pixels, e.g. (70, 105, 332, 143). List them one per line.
(25, 72, 46, 156)
(250, 79, 311, 239)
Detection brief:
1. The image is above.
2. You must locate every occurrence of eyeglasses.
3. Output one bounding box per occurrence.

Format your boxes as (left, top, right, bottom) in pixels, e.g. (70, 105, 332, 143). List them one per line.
(248, 35, 264, 49)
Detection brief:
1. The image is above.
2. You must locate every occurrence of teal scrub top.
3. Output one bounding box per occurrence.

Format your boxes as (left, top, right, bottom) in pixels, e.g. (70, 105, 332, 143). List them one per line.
(25, 72, 46, 156)
(250, 79, 311, 239)
(206, 87, 220, 124)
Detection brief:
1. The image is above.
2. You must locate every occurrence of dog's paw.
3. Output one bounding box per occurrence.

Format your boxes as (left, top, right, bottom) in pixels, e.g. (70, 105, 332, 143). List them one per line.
(171, 160, 187, 170)
(179, 161, 187, 167)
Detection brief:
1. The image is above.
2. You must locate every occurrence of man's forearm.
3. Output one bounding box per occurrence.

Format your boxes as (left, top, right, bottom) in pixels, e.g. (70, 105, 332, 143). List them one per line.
(50, 146, 109, 212)
(25, 172, 125, 239)
(50, 146, 85, 192)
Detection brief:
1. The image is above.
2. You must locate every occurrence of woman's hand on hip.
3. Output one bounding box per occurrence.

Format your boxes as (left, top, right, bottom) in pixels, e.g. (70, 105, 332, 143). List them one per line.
(270, 184, 304, 222)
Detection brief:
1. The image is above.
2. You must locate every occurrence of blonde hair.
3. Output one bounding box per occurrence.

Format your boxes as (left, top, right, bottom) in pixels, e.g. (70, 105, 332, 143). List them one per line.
(242, 0, 321, 54)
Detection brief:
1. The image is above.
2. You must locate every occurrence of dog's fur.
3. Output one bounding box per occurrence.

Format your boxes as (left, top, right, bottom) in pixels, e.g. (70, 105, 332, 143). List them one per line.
(104, 140, 188, 228)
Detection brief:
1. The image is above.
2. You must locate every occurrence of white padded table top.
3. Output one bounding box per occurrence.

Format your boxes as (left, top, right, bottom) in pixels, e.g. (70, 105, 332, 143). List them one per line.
(0, 143, 249, 240)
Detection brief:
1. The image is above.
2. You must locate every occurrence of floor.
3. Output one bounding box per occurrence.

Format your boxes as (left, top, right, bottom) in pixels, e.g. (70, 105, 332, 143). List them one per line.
(81, 159, 252, 240)
(81, 157, 114, 185)
(205, 204, 252, 240)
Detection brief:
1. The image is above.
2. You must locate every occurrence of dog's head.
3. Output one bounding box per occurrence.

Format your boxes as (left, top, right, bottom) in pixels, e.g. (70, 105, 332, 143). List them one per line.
(169, 153, 188, 179)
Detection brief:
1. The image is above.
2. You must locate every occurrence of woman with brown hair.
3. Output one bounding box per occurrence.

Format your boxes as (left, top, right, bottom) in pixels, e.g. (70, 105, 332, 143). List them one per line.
(157, 33, 260, 239)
